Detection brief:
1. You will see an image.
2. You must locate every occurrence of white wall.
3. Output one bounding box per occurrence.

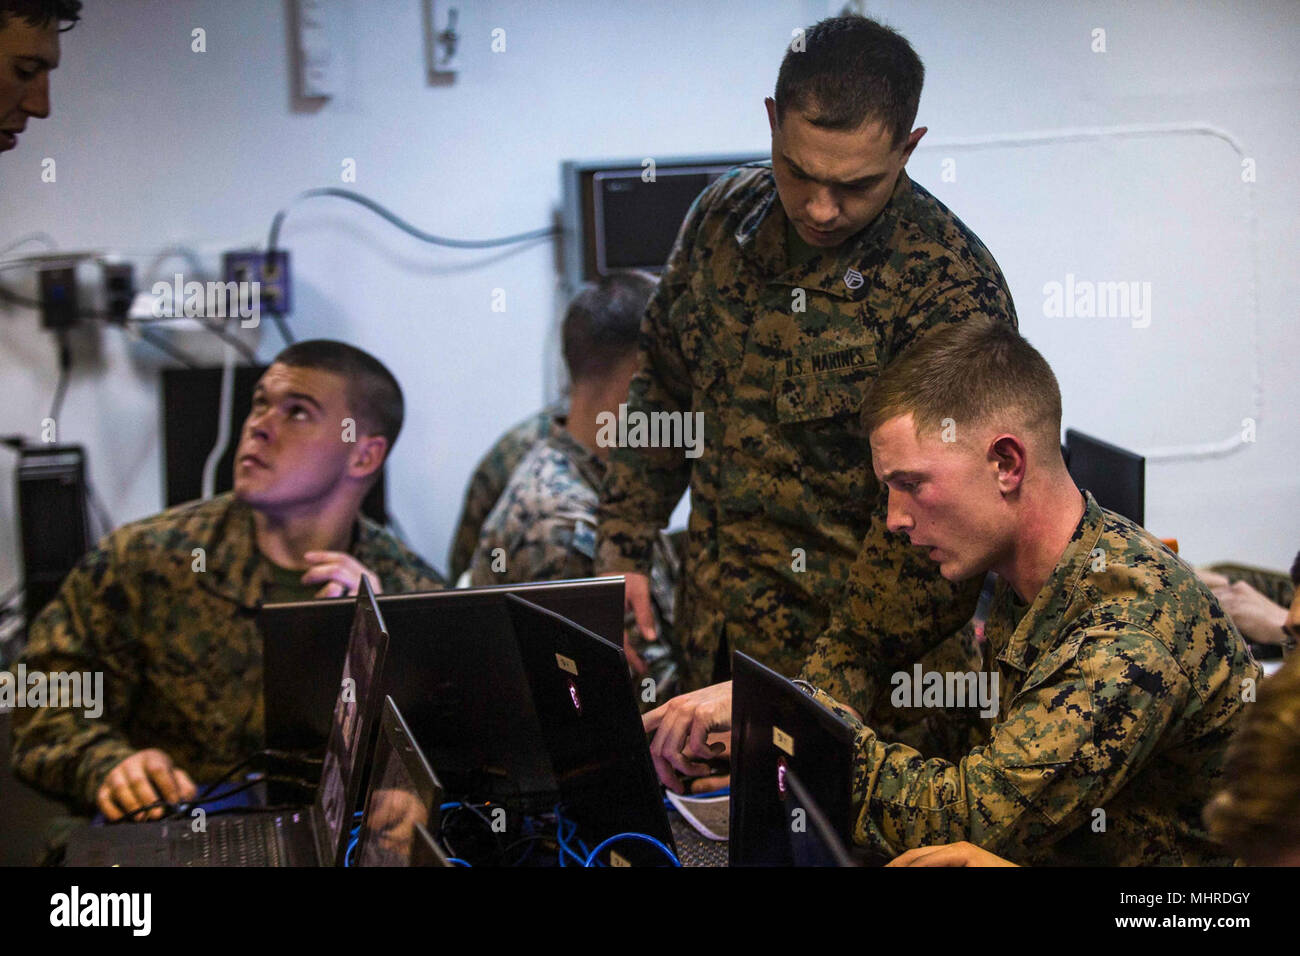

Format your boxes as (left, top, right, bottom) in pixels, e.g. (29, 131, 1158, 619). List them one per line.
(1, 0, 1296, 594)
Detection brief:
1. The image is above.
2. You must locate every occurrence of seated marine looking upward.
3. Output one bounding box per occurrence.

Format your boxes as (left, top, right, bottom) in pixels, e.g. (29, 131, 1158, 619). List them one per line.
(11, 340, 445, 822)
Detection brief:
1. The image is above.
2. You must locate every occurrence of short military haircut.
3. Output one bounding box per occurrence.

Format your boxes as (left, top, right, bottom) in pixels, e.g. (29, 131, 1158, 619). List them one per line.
(0, 0, 82, 31)
(562, 270, 657, 386)
(271, 339, 404, 449)
(775, 14, 924, 147)
(1203, 656, 1300, 865)
(861, 318, 1062, 450)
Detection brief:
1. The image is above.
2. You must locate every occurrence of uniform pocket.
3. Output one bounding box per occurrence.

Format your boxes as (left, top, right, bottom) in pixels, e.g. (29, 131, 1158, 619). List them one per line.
(773, 341, 879, 424)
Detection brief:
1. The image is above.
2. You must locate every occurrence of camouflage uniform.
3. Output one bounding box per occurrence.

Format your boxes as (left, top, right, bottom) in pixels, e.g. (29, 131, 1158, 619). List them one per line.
(596, 162, 1017, 700)
(808, 493, 1261, 866)
(447, 403, 565, 581)
(468, 416, 681, 702)
(10, 493, 444, 811)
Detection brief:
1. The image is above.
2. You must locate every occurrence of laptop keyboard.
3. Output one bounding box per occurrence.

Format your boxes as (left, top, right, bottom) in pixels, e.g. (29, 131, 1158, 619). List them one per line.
(173, 814, 286, 867)
(670, 814, 729, 867)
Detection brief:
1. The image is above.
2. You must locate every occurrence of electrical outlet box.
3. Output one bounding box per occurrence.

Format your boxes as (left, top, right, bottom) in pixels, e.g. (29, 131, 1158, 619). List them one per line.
(222, 250, 292, 316)
(101, 262, 135, 322)
(38, 267, 79, 330)
(424, 0, 460, 84)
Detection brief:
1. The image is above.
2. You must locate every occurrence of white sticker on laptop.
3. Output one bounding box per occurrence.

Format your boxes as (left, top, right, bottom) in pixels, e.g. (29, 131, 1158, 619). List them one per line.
(555, 652, 578, 676)
(773, 726, 795, 756)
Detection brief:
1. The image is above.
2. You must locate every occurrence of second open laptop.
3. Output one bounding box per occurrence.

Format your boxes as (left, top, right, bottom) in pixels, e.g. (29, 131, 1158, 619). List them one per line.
(729, 651, 858, 866)
(503, 593, 679, 866)
(353, 695, 450, 867)
(64, 577, 390, 867)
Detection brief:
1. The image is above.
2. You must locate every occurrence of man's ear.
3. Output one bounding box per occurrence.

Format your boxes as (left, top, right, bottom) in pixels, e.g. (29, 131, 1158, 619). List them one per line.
(989, 433, 1027, 494)
(899, 126, 927, 165)
(348, 435, 389, 481)
(765, 96, 778, 135)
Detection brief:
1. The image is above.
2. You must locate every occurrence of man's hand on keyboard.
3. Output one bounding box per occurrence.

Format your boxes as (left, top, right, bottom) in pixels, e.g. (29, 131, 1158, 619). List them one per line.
(643, 681, 732, 793)
(97, 748, 198, 822)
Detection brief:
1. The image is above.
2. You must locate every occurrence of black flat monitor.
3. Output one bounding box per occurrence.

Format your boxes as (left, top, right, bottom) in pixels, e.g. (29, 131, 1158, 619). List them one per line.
(1064, 428, 1145, 526)
(259, 577, 625, 808)
(730, 652, 856, 867)
(504, 593, 677, 867)
(355, 696, 447, 867)
(559, 155, 765, 291)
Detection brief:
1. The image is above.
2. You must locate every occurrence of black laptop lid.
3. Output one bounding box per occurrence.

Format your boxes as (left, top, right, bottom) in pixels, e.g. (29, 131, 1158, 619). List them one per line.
(730, 652, 856, 867)
(411, 823, 452, 867)
(355, 696, 445, 867)
(786, 769, 857, 867)
(312, 577, 389, 867)
(504, 593, 676, 866)
(260, 577, 625, 754)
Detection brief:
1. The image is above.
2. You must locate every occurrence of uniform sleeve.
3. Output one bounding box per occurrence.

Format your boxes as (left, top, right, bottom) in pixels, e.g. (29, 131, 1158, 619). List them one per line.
(826, 625, 1194, 863)
(447, 416, 547, 580)
(801, 284, 1018, 714)
(9, 544, 142, 811)
(356, 519, 446, 592)
(801, 508, 984, 716)
(469, 511, 596, 586)
(595, 187, 712, 576)
(381, 558, 445, 593)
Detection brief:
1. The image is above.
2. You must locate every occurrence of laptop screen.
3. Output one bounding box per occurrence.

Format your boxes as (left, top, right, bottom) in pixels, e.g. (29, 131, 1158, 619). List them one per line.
(356, 697, 444, 867)
(504, 594, 675, 865)
(785, 769, 857, 867)
(260, 577, 624, 806)
(730, 652, 856, 866)
(314, 578, 389, 865)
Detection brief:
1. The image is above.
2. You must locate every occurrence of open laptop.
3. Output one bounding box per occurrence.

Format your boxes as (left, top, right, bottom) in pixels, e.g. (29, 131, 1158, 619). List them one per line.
(503, 593, 678, 866)
(259, 578, 624, 809)
(411, 822, 452, 867)
(729, 651, 857, 867)
(354, 696, 449, 867)
(66, 577, 389, 867)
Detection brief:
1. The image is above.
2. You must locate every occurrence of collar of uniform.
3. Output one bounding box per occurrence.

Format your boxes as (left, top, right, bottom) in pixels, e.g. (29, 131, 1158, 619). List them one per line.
(546, 414, 607, 491)
(196, 493, 269, 610)
(996, 491, 1106, 674)
(199, 492, 366, 611)
(735, 166, 913, 299)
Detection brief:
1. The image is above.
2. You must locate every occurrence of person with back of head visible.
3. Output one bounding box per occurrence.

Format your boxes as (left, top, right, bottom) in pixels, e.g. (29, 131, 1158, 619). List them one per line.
(11, 340, 445, 826)
(644, 318, 1260, 865)
(0, 0, 80, 155)
(469, 271, 683, 705)
(447, 401, 563, 584)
